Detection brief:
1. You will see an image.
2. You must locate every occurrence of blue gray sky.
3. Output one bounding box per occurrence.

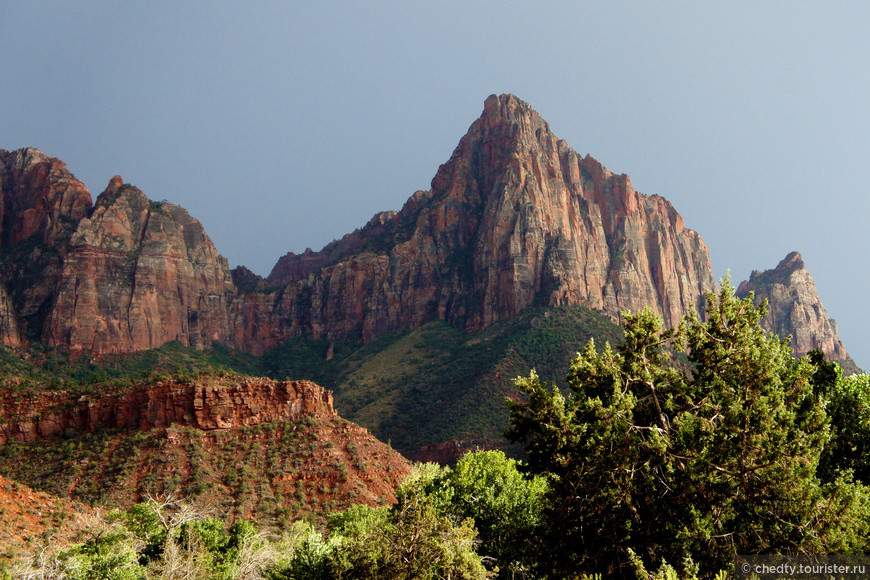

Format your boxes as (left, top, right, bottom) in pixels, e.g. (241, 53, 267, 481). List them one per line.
(3, 2, 868, 368)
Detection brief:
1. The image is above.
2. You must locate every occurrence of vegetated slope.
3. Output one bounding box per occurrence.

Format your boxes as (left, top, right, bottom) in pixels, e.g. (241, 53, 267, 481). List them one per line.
(0, 474, 103, 563)
(0, 301, 623, 463)
(0, 340, 264, 394)
(262, 304, 624, 461)
(0, 374, 411, 529)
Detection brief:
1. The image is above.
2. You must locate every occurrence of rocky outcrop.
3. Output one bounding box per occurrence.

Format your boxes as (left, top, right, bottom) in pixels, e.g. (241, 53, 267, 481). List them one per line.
(0, 152, 237, 354)
(253, 94, 716, 348)
(0, 148, 93, 345)
(0, 282, 21, 347)
(0, 148, 92, 247)
(0, 377, 335, 444)
(43, 177, 236, 353)
(737, 251, 849, 360)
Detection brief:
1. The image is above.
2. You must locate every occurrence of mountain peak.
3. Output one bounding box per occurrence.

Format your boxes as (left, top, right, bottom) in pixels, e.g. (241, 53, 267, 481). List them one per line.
(738, 251, 850, 362)
(269, 94, 715, 342)
(778, 250, 804, 270)
(747, 250, 806, 286)
(482, 93, 539, 120)
(476, 93, 553, 144)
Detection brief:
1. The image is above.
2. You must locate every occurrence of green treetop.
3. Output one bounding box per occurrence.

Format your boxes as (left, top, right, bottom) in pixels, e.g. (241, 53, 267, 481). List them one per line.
(507, 280, 870, 577)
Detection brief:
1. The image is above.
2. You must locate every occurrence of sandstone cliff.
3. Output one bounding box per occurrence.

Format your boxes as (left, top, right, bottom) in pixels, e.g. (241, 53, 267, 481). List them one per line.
(737, 251, 850, 362)
(0, 377, 334, 444)
(0, 148, 93, 346)
(0, 96, 853, 362)
(0, 376, 411, 524)
(43, 176, 235, 353)
(0, 151, 238, 354)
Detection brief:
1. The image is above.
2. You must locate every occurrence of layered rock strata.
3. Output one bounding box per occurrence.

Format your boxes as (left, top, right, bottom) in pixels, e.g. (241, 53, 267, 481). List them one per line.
(43, 177, 235, 353)
(0, 377, 335, 444)
(0, 148, 93, 345)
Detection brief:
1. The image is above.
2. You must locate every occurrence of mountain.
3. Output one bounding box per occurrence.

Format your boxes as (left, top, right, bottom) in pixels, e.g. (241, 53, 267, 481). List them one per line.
(0, 147, 92, 347)
(0, 148, 236, 353)
(0, 94, 859, 390)
(0, 93, 860, 469)
(737, 251, 856, 370)
(0, 94, 718, 357)
(45, 176, 236, 353)
(261, 94, 716, 347)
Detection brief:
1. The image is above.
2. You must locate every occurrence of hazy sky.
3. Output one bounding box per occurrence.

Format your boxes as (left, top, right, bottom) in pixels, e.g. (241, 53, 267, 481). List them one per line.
(3, 2, 868, 368)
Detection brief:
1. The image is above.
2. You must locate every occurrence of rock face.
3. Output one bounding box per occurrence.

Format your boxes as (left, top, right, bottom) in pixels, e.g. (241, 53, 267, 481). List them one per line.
(0, 148, 93, 345)
(737, 251, 850, 361)
(43, 177, 235, 353)
(251, 94, 716, 349)
(0, 377, 335, 444)
(0, 147, 92, 247)
(0, 150, 235, 354)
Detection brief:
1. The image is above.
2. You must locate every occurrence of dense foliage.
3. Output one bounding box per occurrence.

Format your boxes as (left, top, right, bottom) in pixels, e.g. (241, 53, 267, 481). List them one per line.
(507, 281, 870, 576)
(5, 285, 870, 578)
(818, 368, 870, 484)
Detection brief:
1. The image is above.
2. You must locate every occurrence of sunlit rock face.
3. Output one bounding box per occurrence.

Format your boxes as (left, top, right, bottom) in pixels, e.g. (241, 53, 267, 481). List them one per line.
(0, 148, 93, 347)
(0, 377, 335, 443)
(2, 97, 853, 365)
(44, 177, 235, 353)
(737, 251, 849, 360)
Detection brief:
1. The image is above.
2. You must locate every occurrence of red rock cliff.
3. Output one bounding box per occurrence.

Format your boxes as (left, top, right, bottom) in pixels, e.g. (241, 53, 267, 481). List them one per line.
(0, 148, 93, 346)
(0, 377, 335, 444)
(43, 177, 236, 353)
(1, 97, 852, 362)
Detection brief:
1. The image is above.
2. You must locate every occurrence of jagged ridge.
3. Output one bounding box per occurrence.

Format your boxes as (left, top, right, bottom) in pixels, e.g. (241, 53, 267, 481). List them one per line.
(0, 95, 850, 366)
(248, 93, 717, 350)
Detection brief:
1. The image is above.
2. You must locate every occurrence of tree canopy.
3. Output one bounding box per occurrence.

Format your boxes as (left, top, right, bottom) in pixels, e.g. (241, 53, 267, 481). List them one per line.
(507, 280, 870, 576)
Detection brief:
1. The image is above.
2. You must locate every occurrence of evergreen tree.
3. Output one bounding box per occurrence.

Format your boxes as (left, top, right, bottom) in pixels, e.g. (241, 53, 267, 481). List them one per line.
(507, 280, 870, 576)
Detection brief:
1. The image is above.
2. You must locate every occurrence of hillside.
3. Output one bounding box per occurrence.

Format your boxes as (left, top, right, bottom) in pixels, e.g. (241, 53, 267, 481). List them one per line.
(0, 375, 411, 528)
(261, 304, 624, 460)
(0, 302, 624, 462)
